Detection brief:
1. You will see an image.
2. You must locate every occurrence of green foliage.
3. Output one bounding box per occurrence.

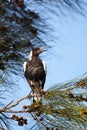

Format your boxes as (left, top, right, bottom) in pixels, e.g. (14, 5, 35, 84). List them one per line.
(30, 75, 87, 130)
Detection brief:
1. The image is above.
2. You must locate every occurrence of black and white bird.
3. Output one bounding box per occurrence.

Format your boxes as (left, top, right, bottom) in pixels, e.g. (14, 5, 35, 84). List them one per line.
(23, 47, 46, 102)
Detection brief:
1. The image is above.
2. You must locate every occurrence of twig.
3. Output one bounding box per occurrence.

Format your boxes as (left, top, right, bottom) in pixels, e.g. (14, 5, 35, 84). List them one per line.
(0, 93, 32, 112)
(0, 109, 31, 113)
(3, 100, 14, 110)
(7, 93, 32, 109)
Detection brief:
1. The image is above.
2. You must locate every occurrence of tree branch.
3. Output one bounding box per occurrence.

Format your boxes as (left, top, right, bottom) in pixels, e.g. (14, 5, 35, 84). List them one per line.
(0, 92, 32, 113)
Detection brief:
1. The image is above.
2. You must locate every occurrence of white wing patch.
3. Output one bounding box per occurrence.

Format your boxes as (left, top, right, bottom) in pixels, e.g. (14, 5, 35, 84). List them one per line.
(42, 60, 47, 75)
(29, 50, 33, 60)
(23, 62, 27, 73)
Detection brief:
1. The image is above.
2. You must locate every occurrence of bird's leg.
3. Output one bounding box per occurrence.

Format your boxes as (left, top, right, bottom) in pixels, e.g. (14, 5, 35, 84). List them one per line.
(40, 89, 45, 95)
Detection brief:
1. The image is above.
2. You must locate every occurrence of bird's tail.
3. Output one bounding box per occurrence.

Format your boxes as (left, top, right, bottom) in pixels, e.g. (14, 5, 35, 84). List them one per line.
(31, 82, 43, 102)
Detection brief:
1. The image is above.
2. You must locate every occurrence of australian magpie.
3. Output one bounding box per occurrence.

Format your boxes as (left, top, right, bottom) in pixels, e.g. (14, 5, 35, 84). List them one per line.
(23, 47, 46, 102)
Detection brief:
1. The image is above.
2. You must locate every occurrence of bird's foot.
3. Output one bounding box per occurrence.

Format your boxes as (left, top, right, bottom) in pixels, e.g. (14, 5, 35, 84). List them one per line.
(31, 94, 42, 102)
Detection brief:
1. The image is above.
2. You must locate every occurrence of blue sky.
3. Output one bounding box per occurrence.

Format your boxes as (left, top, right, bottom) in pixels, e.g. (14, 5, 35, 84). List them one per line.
(45, 14, 87, 89)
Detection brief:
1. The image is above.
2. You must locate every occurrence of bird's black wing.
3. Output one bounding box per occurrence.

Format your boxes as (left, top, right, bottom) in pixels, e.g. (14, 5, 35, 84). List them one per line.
(24, 58, 46, 88)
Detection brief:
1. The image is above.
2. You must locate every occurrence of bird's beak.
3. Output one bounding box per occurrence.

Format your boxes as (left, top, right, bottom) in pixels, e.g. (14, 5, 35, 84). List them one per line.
(40, 46, 47, 53)
(37, 46, 47, 55)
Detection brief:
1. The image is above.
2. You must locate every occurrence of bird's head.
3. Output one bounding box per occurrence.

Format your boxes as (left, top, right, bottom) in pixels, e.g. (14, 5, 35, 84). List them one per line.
(29, 47, 46, 60)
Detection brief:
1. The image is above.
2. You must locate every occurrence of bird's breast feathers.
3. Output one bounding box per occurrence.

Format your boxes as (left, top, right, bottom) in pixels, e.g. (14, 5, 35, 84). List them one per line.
(23, 60, 46, 76)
